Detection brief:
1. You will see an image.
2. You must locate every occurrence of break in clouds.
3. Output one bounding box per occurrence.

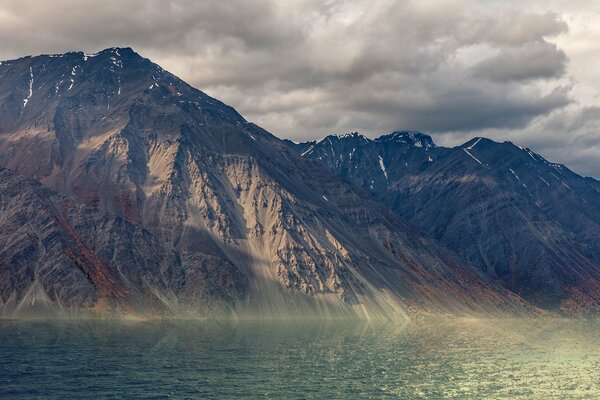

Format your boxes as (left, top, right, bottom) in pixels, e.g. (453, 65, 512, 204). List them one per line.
(0, 0, 599, 177)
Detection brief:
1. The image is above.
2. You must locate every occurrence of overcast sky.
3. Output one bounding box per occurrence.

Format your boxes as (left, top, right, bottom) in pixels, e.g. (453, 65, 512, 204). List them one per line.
(1, 0, 599, 177)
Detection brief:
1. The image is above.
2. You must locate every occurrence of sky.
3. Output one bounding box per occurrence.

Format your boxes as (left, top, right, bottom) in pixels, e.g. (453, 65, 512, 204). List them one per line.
(0, 0, 599, 177)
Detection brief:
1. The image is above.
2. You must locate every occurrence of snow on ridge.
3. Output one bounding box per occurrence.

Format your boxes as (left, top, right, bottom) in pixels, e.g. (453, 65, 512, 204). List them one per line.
(301, 145, 315, 157)
(333, 132, 369, 142)
(550, 172, 571, 189)
(508, 168, 520, 181)
(511, 170, 529, 192)
(525, 149, 538, 161)
(463, 148, 483, 165)
(461, 137, 492, 169)
(83, 52, 98, 61)
(465, 137, 482, 150)
(310, 132, 370, 144)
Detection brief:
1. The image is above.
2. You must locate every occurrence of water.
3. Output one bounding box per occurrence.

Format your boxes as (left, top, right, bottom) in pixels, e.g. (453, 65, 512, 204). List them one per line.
(0, 318, 599, 399)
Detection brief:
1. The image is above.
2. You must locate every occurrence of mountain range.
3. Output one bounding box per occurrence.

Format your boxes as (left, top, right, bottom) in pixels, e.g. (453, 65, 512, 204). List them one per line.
(0, 47, 595, 318)
(288, 131, 600, 312)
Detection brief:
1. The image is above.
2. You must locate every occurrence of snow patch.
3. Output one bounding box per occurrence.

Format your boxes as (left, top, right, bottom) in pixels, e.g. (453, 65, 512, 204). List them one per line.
(539, 175, 550, 186)
(22, 67, 33, 108)
(109, 56, 122, 69)
(508, 168, 520, 181)
(83, 52, 98, 61)
(301, 145, 315, 157)
(68, 65, 79, 90)
(148, 75, 160, 90)
(466, 137, 482, 150)
(525, 149, 537, 161)
(386, 131, 435, 148)
(378, 155, 388, 180)
(550, 173, 571, 189)
(463, 148, 483, 165)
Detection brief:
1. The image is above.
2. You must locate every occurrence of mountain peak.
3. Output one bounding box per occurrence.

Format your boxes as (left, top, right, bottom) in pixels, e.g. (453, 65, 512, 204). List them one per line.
(0, 46, 250, 138)
(1, 47, 139, 65)
(376, 131, 436, 148)
(316, 132, 371, 143)
(458, 136, 496, 149)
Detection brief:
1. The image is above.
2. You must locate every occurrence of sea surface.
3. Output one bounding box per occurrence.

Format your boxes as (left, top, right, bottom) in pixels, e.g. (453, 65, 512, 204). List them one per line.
(0, 318, 598, 399)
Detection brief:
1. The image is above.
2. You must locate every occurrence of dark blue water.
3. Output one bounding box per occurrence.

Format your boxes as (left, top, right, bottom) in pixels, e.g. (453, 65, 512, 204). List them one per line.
(0, 318, 599, 399)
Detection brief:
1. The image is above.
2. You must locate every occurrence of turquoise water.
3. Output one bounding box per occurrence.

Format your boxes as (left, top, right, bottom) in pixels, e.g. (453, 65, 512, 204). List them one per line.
(0, 318, 599, 399)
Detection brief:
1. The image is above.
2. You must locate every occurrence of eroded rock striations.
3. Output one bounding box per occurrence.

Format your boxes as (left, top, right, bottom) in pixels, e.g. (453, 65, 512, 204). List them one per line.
(0, 49, 528, 318)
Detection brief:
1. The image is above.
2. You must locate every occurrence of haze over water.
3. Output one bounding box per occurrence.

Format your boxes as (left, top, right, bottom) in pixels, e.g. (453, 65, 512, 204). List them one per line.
(1, 318, 598, 399)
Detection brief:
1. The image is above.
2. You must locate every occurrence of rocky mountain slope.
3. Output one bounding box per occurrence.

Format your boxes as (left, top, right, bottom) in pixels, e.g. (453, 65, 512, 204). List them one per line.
(292, 132, 600, 312)
(0, 48, 528, 318)
(0, 167, 249, 318)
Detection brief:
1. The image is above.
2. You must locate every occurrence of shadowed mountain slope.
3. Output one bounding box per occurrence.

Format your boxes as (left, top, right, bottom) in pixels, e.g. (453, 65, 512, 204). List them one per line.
(292, 131, 600, 312)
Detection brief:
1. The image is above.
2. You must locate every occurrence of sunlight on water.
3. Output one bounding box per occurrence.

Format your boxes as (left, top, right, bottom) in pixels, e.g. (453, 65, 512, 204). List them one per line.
(0, 318, 599, 399)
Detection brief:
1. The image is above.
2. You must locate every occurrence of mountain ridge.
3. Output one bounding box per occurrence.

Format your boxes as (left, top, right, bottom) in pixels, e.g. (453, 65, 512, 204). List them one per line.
(291, 130, 600, 312)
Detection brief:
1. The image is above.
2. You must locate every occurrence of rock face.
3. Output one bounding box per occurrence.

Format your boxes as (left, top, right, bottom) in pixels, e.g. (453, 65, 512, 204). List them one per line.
(293, 132, 600, 312)
(0, 49, 528, 318)
(0, 167, 248, 318)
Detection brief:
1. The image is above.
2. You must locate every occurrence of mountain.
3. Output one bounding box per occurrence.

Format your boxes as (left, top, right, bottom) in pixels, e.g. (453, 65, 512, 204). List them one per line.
(292, 131, 600, 312)
(0, 48, 529, 318)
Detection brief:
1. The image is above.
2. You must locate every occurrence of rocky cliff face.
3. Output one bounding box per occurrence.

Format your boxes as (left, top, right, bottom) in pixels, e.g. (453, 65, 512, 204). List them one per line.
(0, 167, 252, 318)
(293, 132, 600, 312)
(0, 49, 529, 318)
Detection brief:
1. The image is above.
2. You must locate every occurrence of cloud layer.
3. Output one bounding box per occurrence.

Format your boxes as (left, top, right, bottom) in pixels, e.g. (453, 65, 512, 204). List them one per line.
(0, 0, 598, 176)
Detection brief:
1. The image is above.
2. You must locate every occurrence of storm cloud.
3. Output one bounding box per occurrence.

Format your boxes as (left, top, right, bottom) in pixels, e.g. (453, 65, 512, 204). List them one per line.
(0, 0, 598, 176)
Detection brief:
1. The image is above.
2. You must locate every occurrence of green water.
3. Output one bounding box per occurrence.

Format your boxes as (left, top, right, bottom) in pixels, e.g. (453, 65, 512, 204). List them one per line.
(0, 318, 598, 399)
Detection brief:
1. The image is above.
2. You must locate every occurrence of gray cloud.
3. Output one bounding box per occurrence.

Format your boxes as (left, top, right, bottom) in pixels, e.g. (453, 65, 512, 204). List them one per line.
(473, 42, 567, 82)
(0, 0, 598, 176)
(514, 106, 600, 177)
(455, 10, 568, 46)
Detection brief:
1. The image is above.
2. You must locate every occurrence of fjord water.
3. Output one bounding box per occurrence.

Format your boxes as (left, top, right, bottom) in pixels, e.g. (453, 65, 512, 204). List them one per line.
(1, 319, 598, 399)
